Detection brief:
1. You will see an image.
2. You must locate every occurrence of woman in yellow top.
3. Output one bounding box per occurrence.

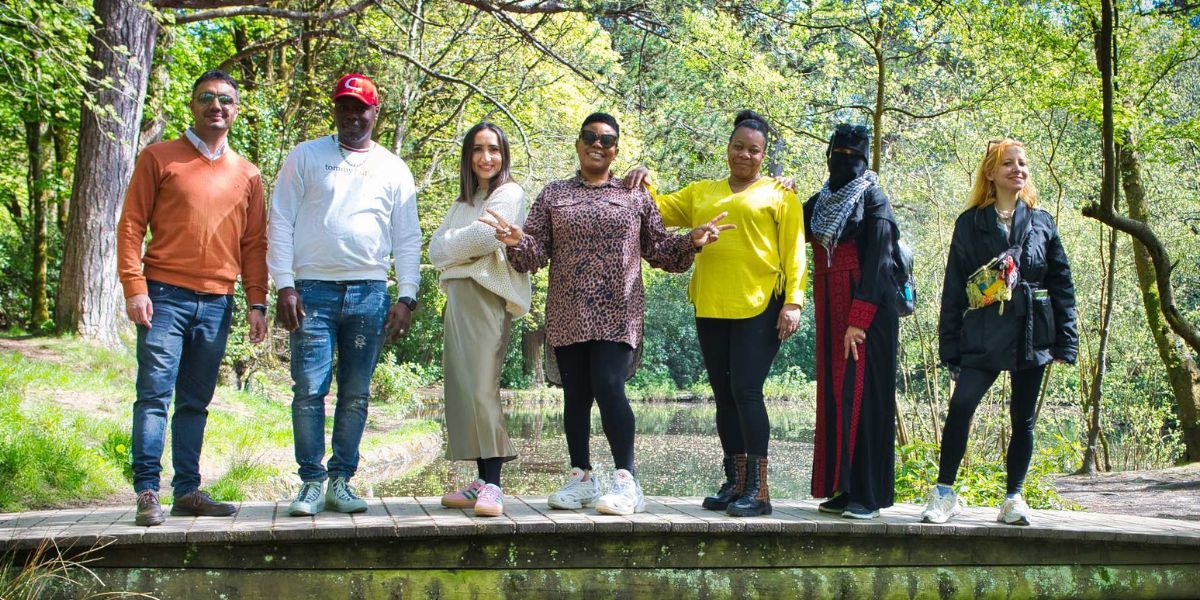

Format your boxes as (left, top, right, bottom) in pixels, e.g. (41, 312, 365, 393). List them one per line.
(626, 110, 805, 517)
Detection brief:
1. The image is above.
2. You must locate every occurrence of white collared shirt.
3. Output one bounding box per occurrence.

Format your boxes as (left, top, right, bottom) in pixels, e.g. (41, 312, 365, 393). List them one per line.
(185, 128, 227, 161)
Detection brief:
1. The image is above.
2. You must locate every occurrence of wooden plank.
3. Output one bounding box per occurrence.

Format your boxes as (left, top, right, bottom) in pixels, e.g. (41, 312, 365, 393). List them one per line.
(351, 498, 397, 539)
(642, 497, 708, 533)
(381, 497, 438, 538)
(416, 496, 478, 537)
(519, 497, 595, 534)
(227, 501, 276, 544)
(311, 507, 357, 541)
(270, 501, 314, 542)
(499, 497, 556, 535)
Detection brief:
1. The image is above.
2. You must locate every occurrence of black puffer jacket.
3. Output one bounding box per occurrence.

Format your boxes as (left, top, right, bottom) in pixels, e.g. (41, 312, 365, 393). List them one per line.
(938, 202, 1077, 372)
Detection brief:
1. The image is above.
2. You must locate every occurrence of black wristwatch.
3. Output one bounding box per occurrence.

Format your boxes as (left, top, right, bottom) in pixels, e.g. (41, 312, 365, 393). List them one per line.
(397, 296, 418, 311)
(250, 304, 268, 314)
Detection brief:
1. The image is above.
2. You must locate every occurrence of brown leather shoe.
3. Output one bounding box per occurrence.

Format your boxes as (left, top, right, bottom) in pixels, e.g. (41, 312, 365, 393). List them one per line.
(135, 489, 165, 526)
(170, 490, 237, 517)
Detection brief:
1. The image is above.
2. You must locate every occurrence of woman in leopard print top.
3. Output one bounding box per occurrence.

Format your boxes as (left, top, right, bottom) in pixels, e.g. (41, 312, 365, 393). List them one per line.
(484, 112, 730, 516)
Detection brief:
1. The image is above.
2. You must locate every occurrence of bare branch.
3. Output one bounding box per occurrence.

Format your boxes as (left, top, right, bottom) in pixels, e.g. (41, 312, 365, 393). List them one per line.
(453, 0, 649, 18)
(218, 29, 341, 72)
(168, 0, 377, 25)
(362, 37, 534, 175)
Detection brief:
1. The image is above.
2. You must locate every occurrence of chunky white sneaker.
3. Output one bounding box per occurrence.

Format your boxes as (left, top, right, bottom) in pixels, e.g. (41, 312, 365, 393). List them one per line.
(920, 485, 962, 524)
(288, 481, 325, 516)
(997, 494, 1031, 526)
(595, 469, 646, 516)
(547, 467, 602, 510)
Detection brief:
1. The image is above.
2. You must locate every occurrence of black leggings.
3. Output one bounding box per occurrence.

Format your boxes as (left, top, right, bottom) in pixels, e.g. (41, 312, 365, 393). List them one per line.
(554, 341, 636, 473)
(937, 365, 1047, 495)
(695, 296, 783, 457)
(476, 457, 503, 486)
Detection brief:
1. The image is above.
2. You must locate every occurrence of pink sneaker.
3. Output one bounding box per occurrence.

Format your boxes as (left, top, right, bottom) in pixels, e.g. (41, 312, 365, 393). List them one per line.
(474, 483, 504, 517)
(441, 479, 485, 509)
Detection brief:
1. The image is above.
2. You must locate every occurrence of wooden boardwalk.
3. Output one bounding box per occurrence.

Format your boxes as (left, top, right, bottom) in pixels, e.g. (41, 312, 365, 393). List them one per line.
(4, 496, 1200, 549)
(5, 497, 1200, 598)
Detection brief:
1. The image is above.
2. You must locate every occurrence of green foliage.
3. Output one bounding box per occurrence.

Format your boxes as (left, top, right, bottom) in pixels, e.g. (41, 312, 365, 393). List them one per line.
(97, 427, 134, 484)
(372, 359, 438, 409)
(894, 433, 1082, 511)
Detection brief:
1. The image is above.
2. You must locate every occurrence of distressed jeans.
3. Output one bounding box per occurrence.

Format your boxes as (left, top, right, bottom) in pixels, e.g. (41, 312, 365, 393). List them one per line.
(132, 281, 233, 498)
(290, 280, 390, 483)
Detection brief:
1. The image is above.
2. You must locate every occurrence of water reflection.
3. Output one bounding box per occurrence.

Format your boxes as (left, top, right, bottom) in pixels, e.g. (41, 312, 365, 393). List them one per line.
(377, 400, 817, 500)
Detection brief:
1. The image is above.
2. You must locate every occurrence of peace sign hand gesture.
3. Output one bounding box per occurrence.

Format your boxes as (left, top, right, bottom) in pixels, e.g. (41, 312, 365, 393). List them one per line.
(689, 211, 736, 248)
(480, 208, 524, 247)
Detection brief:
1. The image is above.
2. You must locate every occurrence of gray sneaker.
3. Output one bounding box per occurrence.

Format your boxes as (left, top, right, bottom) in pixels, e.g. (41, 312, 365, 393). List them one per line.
(326, 476, 368, 513)
(289, 480, 326, 516)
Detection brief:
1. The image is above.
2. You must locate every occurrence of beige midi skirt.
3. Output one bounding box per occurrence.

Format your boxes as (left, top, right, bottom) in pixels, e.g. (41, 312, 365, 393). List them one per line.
(441, 278, 517, 461)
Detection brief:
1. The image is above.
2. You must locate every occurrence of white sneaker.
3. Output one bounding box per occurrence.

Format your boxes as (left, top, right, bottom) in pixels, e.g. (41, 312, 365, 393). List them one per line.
(595, 469, 646, 516)
(997, 494, 1031, 526)
(920, 485, 962, 524)
(547, 467, 602, 509)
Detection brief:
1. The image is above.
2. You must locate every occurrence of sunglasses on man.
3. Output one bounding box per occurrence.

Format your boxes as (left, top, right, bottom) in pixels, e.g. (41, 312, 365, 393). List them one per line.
(194, 91, 237, 107)
(579, 130, 618, 149)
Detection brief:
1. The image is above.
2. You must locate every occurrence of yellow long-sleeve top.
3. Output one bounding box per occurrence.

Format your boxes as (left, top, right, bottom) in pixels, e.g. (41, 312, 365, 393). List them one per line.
(652, 177, 806, 319)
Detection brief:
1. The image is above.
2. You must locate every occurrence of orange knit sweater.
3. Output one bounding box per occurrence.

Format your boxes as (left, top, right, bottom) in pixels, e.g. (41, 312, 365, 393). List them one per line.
(116, 137, 268, 305)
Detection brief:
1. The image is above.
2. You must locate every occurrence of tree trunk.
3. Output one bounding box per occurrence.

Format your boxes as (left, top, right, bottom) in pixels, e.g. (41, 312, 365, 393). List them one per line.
(1120, 135, 1200, 462)
(56, 0, 160, 346)
(1081, 0, 1200, 359)
(522, 325, 546, 389)
(139, 29, 171, 153)
(1078, 223, 1117, 474)
(25, 118, 52, 329)
(871, 41, 885, 173)
(52, 122, 71, 235)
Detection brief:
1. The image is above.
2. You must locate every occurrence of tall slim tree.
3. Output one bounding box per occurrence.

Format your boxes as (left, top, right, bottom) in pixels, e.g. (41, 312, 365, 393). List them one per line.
(55, 0, 158, 345)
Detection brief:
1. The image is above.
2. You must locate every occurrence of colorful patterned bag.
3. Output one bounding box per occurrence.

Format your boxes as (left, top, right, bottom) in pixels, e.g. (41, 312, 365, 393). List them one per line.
(966, 254, 1018, 311)
(965, 209, 1033, 314)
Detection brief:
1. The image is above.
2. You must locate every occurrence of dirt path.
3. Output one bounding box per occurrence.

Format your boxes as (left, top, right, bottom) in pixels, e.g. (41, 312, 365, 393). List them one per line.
(1055, 463, 1200, 521)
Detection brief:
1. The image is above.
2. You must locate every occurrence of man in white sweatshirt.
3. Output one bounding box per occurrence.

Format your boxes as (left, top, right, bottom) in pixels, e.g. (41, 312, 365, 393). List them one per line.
(268, 73, 421, 515)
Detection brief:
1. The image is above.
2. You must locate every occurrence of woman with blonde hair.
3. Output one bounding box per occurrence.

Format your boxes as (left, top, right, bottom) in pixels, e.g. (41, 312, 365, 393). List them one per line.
(921, 138, 1077, 526)
(429, 122, 530, 517)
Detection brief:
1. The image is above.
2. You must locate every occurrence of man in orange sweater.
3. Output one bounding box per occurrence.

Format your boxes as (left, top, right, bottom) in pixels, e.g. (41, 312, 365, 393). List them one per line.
(116, 70, 269, 527)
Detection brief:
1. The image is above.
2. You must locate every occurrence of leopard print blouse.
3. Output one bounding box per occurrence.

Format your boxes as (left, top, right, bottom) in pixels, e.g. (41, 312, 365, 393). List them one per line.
(507, 173, 695, 348)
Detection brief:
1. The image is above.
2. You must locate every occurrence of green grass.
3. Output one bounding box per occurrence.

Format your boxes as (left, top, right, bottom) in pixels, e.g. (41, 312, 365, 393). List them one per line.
(0, 335, 457, 510)
(0, 352, 126, 511)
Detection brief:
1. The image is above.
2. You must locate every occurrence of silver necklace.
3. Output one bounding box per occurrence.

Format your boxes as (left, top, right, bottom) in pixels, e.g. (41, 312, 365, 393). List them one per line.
(995, 205, 1015, 225)
(335, 136, 371, 168)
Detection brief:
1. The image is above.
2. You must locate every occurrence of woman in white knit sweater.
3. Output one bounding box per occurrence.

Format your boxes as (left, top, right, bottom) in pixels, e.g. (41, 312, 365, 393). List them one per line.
(428, 123, 531, 517)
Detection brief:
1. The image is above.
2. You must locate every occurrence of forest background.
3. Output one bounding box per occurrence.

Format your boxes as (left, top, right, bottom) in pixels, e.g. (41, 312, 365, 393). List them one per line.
(0, 0, 1198, 511)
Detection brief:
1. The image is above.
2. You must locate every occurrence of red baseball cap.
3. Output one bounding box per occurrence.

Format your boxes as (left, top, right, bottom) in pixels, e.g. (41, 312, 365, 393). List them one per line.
(332, 73, 379, 106)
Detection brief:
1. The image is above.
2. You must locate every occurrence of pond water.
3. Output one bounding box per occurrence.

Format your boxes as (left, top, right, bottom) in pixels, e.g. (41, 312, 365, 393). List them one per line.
(377, 400, 819, 499)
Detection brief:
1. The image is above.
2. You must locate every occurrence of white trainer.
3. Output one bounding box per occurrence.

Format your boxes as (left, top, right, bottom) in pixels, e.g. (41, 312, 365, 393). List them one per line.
(920, 485, 962, 524)
(547, 467, 602, 510)
(595, 469, 646, 516)
(997, 494, 1031, 526)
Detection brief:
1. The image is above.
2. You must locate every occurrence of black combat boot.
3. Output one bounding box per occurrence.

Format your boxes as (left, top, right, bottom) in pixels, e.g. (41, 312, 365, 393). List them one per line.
(702, 453, 747, 510)
(727, 454, 771, 517)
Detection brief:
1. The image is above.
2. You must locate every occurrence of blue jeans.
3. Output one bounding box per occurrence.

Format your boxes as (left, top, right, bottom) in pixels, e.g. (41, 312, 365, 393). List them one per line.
(290, 280, 390, 482)
(132, 281, 233, 498)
